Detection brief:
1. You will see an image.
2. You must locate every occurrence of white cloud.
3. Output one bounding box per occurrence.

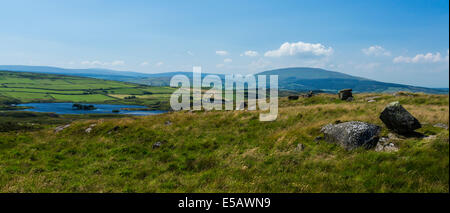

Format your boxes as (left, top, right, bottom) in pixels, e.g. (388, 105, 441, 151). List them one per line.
(393, 51, 448, 63)
(362, 45, 391, 56)
(215, 50, 228, 56)
(224, 58, 232, 63)
(187, 51, 194, 56)
(110, 60, 125, 66)
(264, 41, 333, 57)
(81, 60, 125, 66)
(216, 64, 225, 68)
(240, 50, 259, 57)
(140, 62, 149, 66)
(156, 61, 164, 66)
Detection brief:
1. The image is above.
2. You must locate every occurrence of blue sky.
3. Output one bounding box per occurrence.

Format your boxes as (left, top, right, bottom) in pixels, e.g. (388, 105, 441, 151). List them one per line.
(0, 0, 448, 87)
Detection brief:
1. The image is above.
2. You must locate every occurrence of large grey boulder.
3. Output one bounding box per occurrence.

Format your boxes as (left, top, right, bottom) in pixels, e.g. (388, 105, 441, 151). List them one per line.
(321, 121, 381, 150)
(379, 101, 421, 134)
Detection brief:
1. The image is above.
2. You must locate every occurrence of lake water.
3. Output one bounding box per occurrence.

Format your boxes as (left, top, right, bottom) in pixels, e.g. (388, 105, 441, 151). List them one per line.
(16, 103, 167, 116)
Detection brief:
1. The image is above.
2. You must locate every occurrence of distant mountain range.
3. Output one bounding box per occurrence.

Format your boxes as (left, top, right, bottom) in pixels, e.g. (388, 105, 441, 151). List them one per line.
(0, 65, 447, 94)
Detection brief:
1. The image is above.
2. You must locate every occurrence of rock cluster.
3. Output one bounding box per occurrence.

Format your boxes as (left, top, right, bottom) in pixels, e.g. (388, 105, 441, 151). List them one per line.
(375, 137, 399, 152)
(318, 101, 425, 151)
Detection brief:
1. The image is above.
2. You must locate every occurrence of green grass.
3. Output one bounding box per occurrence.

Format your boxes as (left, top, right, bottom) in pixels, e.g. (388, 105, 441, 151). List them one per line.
(0, 71, 175, 109)
(0, 93, 448, 192)
(50, 94, 117, 102)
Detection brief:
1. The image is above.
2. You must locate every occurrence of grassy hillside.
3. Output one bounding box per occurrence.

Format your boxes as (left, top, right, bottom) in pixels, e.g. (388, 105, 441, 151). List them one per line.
(0, 71, 175, 110)
(2, 66, 447, 94)
(0, 93, 448, 192)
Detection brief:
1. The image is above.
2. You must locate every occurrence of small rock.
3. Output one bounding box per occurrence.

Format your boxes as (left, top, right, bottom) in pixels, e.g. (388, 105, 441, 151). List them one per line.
(433, 123, 448, 130)
(294, 143, 305, 152)
(375, 138, 399, 152)
(367, 99, 376, 103)
(153, 142, 162, 149)
(54, 124, 71, 133)
(424, 135, 437, 141)
(85, 127, 92, 133)
(165, 121, 172, 126)
(321, 121, 381, 150)
(365, 96, 380, 101)
(393, 91, 414, 97)
(379, 101, 421, 134)
(301, 91, 314, 98)
(288, 95, 299, 100)
(387, 133, 403, 140)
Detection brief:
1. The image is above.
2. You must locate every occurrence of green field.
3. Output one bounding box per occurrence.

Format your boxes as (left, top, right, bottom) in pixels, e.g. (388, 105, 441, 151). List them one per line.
(0, 71, 175, 110)
(0, 93, 448, 192)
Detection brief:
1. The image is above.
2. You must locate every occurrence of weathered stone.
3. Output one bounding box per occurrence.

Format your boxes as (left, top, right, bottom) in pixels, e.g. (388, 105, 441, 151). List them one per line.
(375, 137, 399, 152)
(85, 127, 92, 133)
(338, 89, 353, 100)
(294, 143, 304, 152)
(367, 99, 376, 103)
(54, 124, 70, 133)
(302, 91, 314, 98)
(424, 135, 437, 141)
(433, 123, 448, 130)
(153, 142, 162, 149)
(288, 95, 299, 100)
(321, 121, 381, 150)
(379, 101, 421, 134)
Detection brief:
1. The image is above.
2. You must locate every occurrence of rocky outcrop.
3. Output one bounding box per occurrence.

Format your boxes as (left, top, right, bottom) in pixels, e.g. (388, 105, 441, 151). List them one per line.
(338, 89, 353, 101)
(379, 101, 421, 134)
(321, 121, 381, 150)
(375, 137, 399, 152)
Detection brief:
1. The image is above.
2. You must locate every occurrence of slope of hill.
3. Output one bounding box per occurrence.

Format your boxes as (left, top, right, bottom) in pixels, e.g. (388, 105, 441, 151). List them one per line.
(0, 93, 448, 192)
(1, 65, 447, 94)
(258, 67, 447, 94)
(0, 71, 174, 109)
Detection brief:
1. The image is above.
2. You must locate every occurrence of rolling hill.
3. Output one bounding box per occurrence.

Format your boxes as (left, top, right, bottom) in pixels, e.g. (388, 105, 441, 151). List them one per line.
(0, 71, 175, 110)
(258, 67, 448, 94)
(0, 65, 447, 94)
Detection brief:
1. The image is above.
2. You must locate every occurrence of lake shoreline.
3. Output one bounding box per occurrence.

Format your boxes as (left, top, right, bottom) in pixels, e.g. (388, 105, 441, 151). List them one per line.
(16, 102, 167, 116)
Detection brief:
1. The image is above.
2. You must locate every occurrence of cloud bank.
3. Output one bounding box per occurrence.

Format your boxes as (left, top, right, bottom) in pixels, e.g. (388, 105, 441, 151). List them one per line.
(393, 51, 449, 63)
(264, 41, 333, 57)
(362, 45, 391, 56)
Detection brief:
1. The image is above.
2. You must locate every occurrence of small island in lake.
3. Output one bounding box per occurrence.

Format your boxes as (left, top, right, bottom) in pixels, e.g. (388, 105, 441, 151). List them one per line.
(72, 103, 96, 110)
